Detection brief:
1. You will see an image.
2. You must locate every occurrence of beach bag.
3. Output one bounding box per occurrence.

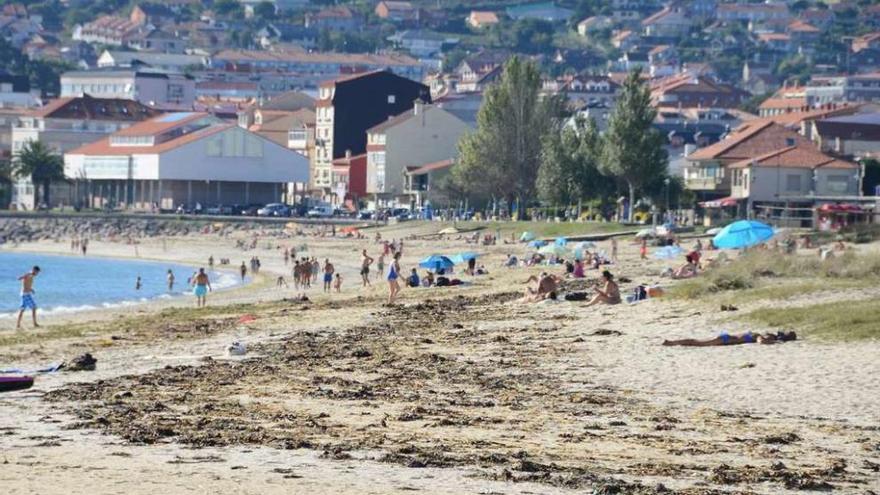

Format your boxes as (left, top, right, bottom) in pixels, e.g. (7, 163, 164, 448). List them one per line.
(564, 292, 589, 301)
(633, 286, 647, 301)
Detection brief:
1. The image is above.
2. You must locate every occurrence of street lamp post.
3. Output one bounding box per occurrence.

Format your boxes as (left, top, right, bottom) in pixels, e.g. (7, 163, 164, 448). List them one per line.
(663, 177, 671, 223)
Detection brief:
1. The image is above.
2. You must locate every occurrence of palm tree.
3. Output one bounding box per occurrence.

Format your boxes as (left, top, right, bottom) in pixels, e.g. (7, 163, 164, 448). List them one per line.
(13, 140, 65, 208)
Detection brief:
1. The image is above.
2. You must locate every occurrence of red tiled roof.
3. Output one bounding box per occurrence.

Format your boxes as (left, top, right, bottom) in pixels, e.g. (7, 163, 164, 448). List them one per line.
(763, 105, 860, 127)
(788, 19, 820, 33)
(406, 158, 455, 175)
(687, 121, 811, 161)
(759, 97, 807, 110)
(728, 145, 856, 170)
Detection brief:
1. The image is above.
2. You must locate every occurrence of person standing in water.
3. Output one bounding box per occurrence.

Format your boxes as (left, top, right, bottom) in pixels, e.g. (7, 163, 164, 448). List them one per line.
(208, 255, 214, 270)
(166, 269, 175, 291)
(16, 266, 40, 330)
(135, 276, 142, 290)
(192, 268, 212, 307)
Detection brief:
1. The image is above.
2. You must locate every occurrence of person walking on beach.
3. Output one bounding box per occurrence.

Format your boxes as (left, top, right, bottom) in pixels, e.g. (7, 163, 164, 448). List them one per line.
(640, 238, 648, 260)
(323, 259, 335, 293)
(192, 268, 211, 307)
(387, 252, 401, 304)
(81, 238, 88, 256)
(360, 250, 374, 287)
(611, 238, 619, 263)
(239, 261, 247, 282)
(334, 273, 342, 293)
(376, 254, 385, 281)
(15, 266, 40, 330)
(311, 258, 320, 284)
(167, 269, 175, 291)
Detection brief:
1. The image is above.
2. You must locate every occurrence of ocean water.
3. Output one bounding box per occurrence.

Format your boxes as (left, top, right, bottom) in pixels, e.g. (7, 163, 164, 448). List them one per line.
(0, 252, 241, 317)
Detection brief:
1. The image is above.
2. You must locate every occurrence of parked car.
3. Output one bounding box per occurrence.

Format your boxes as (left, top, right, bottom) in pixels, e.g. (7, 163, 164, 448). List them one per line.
(239, 204, 262, 216)
(357, 210, 374, 220)
(205, 204, 233, 215)
(257, 203, 291, 217)
(306, 205, 333, 218)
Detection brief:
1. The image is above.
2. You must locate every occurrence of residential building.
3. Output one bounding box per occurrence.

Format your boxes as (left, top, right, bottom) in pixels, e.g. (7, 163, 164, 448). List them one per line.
(130, 3, 176, 27)
(641, 5, 693, 37)
(64, 112, 308, 209)
(611, 30, 640, 51)
(73, 15, 144, 46)
(314, 71, 430, 194)
(557, 75, 619, 107)
(651, 74, 750, 109)
(305, 6, 362, 30)
(787, 19, 821, 45)
(757, 33, 792, 53)
(10, 96, 161, 210)
(387, 30, 455, 58)
(375, 1, 419, 23)
(127, 29, 186, 53)
(812, 113, 880, 158)
(195, 81, 260, 102)
(403, 158, 455, 207)
(576, 15, 612, 36)
(454, 49, 509, 92)
(467, 11, 500, 29)
(332, 152, 368, 202)
(505, 2, 573, 22)
(0, 73, 39, 108)
(716, 3, 789, 23)
(364, 102, 471, 204)
(684, 120, 812, 199)
(729, 144, 859, 204)
(806, 73, 880, 105)
(61, 68, 196, 108)
(96, 50, 206, 71)
(208, 49, 425, 85)
(758, 85, 807, 117)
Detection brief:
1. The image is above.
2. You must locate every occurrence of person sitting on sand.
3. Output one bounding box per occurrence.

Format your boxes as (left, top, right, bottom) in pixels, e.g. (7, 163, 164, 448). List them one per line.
(663, 331, 797, 347)
(423, 271, 435, 287)
(672, 254, 699, 280)
(407, 268, 420, 288)
(584, 270, 621, 307)
(504, 254, 518, 268)
(436, 269, 451, 287)
(572, 259, 585, 278)
(520, 272, 562, 303)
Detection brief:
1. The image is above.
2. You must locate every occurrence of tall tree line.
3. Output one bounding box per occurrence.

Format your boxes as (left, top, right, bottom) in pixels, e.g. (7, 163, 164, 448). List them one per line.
(451, 61, 669, 221)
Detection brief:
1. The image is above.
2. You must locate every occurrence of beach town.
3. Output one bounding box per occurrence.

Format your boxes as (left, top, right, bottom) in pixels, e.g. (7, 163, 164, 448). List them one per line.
(0, 0, 880, 493)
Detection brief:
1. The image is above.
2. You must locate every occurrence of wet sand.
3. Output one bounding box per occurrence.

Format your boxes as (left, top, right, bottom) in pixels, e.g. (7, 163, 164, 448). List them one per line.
(1, 223, 879, 494)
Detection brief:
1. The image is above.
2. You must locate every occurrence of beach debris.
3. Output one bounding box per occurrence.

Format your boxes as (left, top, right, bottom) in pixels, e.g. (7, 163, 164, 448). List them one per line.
(226, 341, 247, 356)
(62, 353, 96, 372)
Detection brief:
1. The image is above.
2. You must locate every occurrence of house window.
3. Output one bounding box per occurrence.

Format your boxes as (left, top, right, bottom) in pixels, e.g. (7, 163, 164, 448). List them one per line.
(785, 174, 802, 192)
(387, 94, 396, 104)
(826, 174, 851, 194)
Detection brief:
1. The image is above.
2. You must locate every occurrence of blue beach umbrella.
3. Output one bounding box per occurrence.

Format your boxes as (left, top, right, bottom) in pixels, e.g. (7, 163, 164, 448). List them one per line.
(653, 245, 685, 260)
(554, 236, 568, 246)
(520, 231, 536, 242)
(449, 252, 479, 264)
(539, 244, 569, 257)
(527, 240, 547, 248)
(713, 220, 775, 249)
(419, 255, 455, 271)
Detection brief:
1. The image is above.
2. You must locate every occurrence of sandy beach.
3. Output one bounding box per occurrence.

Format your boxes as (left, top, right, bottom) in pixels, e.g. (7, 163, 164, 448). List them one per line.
(1, 219, 878, 494)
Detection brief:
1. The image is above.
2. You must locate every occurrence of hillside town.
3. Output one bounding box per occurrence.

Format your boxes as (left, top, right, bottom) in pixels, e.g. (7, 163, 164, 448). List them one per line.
(0, 0, 877, 228)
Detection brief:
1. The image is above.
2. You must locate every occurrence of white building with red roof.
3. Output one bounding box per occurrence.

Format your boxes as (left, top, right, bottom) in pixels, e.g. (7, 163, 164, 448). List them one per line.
(63, 112, 308, 210)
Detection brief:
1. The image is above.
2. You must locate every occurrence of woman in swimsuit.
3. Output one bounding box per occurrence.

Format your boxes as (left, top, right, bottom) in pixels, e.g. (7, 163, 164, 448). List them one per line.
(663, 331, 797, 347)
(387, 252, 402, 304)
(585, 270, 621, 307)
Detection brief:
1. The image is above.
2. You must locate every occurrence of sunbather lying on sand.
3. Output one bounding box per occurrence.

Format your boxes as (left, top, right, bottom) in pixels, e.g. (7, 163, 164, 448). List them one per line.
(520, 273, 562, 303)
(662, 331, 797, 347)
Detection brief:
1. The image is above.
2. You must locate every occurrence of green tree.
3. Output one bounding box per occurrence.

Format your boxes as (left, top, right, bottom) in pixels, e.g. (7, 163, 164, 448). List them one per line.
(213, 0, 243, 17)
(253, 1, 277, 21)
(601, 68, 667, 222)
(0, 159, 12, 208)
(13, 141, 65, 207)
(452, 56, 565, 211)
(537, 116, 609, 205)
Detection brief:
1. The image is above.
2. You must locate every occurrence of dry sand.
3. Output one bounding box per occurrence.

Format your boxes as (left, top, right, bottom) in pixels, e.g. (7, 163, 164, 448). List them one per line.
(1, 222, 878, 494)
